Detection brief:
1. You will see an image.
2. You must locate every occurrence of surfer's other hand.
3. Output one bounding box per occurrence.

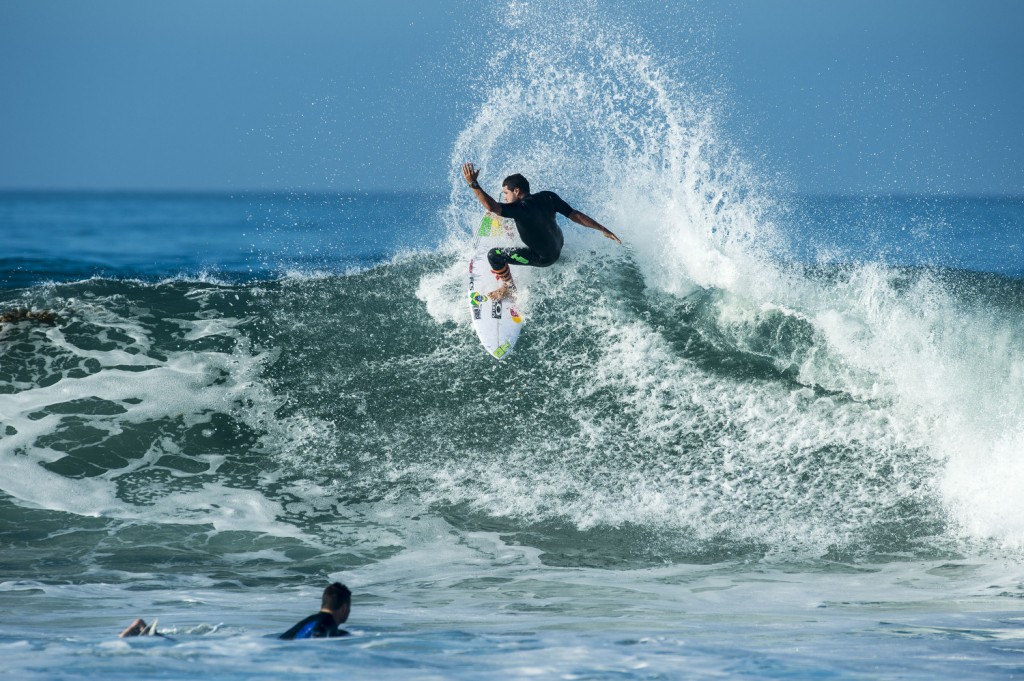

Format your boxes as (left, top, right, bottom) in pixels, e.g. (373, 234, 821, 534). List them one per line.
(603, 228, 622, 244)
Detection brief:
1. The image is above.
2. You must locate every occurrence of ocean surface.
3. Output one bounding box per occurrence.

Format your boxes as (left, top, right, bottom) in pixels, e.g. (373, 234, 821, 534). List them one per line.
(5, 5, 1024, 679)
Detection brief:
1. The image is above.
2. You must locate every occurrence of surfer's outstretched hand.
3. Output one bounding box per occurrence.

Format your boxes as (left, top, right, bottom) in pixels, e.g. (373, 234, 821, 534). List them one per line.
(462, 163, 480, 186)
(567, 210, 622, 244)
(601, 227, 622, 244)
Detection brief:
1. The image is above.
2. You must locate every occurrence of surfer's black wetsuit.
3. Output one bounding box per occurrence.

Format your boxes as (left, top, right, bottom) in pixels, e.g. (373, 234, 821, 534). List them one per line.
(278, 612, 348, 640)
(488, 191, 574, 277)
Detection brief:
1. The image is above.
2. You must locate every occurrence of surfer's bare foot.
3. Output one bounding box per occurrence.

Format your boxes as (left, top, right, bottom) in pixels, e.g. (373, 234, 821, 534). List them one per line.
(488, 284, 515, 301)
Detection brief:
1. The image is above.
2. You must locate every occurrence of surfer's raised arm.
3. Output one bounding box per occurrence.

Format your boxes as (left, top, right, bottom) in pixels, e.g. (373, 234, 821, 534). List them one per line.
(568, 210, 621, 244)
(462, 163, 503, 215)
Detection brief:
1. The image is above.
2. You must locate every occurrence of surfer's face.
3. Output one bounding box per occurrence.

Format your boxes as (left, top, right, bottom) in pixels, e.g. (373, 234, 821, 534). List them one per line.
(502, 186, 523, 202)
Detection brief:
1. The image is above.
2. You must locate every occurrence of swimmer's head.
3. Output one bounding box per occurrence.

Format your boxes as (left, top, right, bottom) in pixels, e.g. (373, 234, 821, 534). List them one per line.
(321, 582, 351, 624)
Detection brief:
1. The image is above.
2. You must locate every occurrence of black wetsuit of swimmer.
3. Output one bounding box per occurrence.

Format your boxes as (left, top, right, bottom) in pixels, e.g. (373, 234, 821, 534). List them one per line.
(278, 612, 348, 640)
(487, 191, 574, 279)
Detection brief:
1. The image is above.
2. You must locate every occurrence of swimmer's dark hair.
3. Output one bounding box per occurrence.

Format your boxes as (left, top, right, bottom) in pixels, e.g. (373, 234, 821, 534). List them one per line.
(502, 174, 530, 195)
(322, 582, 351, 610)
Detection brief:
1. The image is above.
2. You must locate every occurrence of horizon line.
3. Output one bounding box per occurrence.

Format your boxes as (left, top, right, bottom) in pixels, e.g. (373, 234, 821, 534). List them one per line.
(1, 187, 1021, 201)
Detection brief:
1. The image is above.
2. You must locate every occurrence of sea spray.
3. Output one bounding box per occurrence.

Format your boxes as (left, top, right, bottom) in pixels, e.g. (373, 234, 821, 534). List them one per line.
(429, 0, 1024, 553)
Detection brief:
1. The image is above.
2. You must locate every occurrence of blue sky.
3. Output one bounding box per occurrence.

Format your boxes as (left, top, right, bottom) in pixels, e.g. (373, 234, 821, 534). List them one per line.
(1, 0, 1021, 195)
(720, 1, 1024, 196)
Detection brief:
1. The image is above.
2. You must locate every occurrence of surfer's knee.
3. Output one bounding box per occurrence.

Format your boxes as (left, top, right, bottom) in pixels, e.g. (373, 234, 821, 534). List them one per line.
(487, 247, 506, 269)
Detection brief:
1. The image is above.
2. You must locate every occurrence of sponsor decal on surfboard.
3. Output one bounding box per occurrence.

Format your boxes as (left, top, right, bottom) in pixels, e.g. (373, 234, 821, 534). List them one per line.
(469, 211, 523, 360)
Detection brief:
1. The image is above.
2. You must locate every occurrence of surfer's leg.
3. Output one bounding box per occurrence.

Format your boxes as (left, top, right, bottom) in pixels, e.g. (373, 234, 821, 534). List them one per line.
(486, 248, 522, 299)
(488, 248, 540, 268)
(487, 248, 521, 278)
(491, 263, 514, 285)
(488, 278, 514, 301)
(486, 248, 551, 299)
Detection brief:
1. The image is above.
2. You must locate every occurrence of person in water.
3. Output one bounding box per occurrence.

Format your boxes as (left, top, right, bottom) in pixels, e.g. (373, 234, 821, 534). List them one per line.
(119, 618, 164, 638)
(278, 582, 351, 639)
(461, 162, 622, 301)
(119, 582, 352, 640)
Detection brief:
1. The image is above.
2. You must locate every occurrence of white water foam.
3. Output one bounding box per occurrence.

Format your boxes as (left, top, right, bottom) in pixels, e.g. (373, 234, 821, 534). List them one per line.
(425, 0, 1024, 551)
(0, 292, 313, 540)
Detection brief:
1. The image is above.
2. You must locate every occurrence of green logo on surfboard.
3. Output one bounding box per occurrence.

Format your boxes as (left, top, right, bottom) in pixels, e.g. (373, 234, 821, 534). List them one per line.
(478, 214, 499, 237)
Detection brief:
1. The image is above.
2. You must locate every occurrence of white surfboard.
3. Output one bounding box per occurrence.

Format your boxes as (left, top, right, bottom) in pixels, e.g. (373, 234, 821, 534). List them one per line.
(468, 212, 525, 359)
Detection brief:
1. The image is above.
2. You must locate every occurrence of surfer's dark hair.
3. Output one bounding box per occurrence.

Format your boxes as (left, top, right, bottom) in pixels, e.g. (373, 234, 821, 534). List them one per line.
(321, 582, 351, 610)
(503, 174, 530, 195)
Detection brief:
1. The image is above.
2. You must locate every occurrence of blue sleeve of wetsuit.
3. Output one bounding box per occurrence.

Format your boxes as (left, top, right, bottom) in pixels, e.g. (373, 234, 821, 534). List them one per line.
(279, 613, 325, 640)
(293, 621, 319, 639)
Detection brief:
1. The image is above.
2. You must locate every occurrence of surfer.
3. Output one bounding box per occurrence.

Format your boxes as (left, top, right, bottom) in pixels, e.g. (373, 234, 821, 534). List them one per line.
(118, 618, 166, 638)
(278, 582, 352, 639)
(462, 162, 621, 301)
(118, 582, 352, 640)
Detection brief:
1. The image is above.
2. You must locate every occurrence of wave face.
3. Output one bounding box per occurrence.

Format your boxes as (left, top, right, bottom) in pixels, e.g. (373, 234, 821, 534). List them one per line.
(5, 220, 1024, 583)
(4, 2, 1024, 595)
